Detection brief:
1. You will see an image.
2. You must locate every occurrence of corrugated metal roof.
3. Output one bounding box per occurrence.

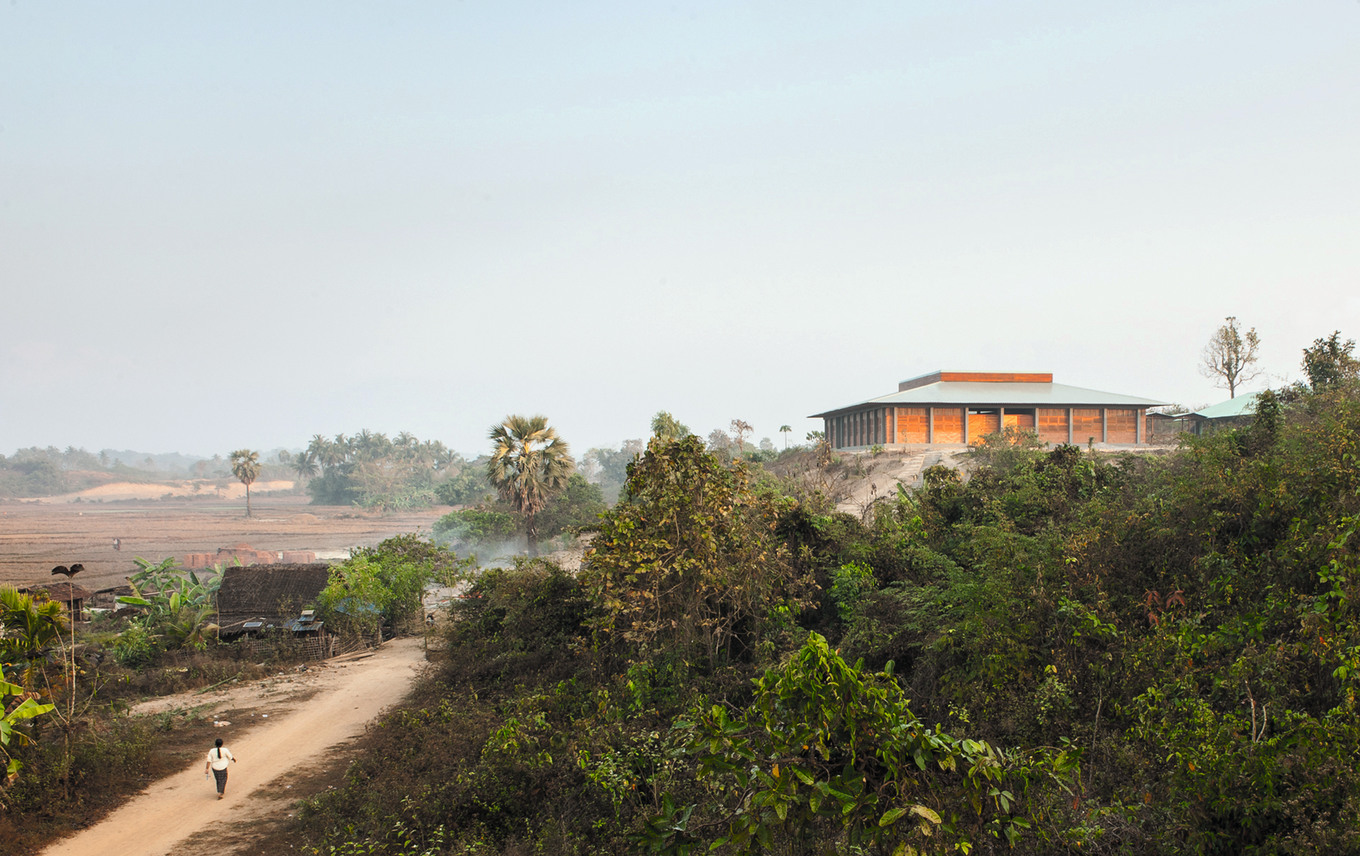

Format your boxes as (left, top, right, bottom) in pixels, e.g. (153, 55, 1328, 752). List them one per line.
(1193, 393, 1260, 420)
(811, 379, 1167, 418)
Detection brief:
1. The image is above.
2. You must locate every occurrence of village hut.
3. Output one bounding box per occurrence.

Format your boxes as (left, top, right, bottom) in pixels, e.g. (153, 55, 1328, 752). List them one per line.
(17, 581, 94, 621)
(214, 563, 331, 638)
(1184, 393, 1263, 436)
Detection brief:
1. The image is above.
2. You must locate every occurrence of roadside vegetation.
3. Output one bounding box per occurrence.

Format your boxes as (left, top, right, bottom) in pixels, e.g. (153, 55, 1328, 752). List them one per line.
(0, 536, 459, 850)
(292, 343, 1360, 854)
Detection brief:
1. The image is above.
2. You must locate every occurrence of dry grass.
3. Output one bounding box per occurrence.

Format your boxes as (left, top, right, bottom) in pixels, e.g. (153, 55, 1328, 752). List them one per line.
(0, 494, 449, 592)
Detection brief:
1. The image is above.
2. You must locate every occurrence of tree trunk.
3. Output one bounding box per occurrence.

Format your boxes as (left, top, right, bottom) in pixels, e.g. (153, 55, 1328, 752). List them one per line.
(245, 484, 252, 518)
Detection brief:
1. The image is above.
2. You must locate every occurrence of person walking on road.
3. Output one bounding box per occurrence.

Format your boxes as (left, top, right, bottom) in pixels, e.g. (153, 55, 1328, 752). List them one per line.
(204, 738, 236, 799)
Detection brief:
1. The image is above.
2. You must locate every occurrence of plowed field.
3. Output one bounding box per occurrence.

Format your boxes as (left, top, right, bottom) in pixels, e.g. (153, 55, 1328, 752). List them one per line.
(0, 492, 449, 591)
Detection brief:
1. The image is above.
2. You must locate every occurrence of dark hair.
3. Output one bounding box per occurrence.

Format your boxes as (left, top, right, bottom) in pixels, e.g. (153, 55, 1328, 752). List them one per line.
(215, 738, 224, 748)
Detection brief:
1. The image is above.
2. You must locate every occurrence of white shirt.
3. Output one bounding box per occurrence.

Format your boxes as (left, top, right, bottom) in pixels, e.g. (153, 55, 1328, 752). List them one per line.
(207, 747, 235, 771)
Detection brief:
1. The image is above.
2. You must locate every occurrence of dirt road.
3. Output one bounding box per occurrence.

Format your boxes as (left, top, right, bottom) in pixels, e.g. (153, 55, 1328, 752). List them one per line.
(38, 637, 428, 856)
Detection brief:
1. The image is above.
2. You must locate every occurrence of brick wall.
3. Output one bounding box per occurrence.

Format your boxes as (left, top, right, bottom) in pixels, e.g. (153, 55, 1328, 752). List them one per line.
(933, 407, 965, 443)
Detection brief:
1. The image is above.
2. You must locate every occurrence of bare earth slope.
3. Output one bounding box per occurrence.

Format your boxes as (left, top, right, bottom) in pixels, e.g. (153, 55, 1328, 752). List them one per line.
(38, 637, 427, 856)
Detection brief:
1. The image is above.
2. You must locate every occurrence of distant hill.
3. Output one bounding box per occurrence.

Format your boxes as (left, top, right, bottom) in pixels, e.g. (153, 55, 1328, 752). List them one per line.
(99, 450, 210, 473)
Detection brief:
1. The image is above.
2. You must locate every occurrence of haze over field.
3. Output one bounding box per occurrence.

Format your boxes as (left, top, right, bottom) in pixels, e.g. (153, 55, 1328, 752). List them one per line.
(2, 2, 1356, 458)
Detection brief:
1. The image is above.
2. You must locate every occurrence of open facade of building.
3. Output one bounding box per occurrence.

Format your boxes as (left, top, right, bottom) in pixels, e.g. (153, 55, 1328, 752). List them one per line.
(812, 371, 1167, 450)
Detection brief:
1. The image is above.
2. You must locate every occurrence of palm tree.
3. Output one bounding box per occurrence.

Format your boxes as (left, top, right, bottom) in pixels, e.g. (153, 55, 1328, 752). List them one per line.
(779, 425, 792, 449)
(292, 449, 318, 481)
(0, 585, 67, 693)
(486, 415, 574, 555)
(320, 435, 349, 471)
(229, 449, 261, 518)
(306, 435, 330, 470)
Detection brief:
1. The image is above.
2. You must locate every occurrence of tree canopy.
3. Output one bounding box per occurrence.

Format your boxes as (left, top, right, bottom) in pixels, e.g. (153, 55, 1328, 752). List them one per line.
(1200, 315, 1262, 398)
(1302, 330, 1359, 390)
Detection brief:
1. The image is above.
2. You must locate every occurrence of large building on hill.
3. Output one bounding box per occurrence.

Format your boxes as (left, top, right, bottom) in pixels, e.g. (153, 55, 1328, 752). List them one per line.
(811, 371, 1166, 450)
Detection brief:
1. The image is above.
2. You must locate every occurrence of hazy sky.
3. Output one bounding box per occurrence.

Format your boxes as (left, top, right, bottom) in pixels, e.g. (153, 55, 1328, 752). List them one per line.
(3, 2, 1357, 460)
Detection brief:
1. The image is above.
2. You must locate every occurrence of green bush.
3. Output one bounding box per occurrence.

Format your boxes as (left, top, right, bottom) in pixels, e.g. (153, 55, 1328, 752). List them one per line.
(432, 507, 517, 546)
(317, 537, 462, 636)
(112, 620, 158, 667)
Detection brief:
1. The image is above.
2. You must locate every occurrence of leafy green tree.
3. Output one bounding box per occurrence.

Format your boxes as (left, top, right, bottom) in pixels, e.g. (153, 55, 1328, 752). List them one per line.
(433, 507, 518, 548)
(487, 415, 575, 556)
(706, 429, 732, 459)
(583, 435, 813, 669)
(1200, 315, 1262, 398)
(581, 440, 644, 504)
(317, 536, 464, 636)
(1302, 330, 1359, 390)
(303, 431, 459, 508)
(229, 448, 261, 517)
(651, 411, 692, 442)
(642, 633, 1074, 854)
(434, 460, 496, 507)
(534, 472, 607, 541)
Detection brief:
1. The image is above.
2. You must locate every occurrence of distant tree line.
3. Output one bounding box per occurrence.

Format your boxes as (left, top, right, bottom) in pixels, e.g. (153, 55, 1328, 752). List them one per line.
(297, 431, 462, 510)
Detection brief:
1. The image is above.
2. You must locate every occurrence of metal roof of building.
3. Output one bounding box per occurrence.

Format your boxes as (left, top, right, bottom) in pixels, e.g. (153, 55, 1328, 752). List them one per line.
(1193, 393, 1261, 420)
(811, 377, 1167, 418)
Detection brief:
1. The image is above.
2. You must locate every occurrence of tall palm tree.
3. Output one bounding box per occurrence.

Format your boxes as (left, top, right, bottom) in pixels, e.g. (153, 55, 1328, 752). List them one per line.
(306, 434, 330, 471)
(321, 435, 350, 471)
(292, 449, 319, 481)
(229, 449, 261, 518)
(486, 415, 574, 555)
(779, 425, 792, 449)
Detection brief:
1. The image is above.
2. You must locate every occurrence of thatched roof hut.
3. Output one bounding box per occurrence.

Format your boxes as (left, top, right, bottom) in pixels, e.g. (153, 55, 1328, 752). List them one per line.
(17, 581, 94, 620)
(215, 563, 331, 636)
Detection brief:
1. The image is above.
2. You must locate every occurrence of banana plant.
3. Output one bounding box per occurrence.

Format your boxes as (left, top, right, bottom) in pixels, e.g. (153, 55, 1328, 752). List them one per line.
(116, 558, 222, 651)
(2, 676, 54, 781)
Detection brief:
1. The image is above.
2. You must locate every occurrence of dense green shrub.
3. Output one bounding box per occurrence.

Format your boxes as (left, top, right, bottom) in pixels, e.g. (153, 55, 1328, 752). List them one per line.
(112, 620, 157, 667)
(318, 536, 467, 635)
(433, 507, 517, 546)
